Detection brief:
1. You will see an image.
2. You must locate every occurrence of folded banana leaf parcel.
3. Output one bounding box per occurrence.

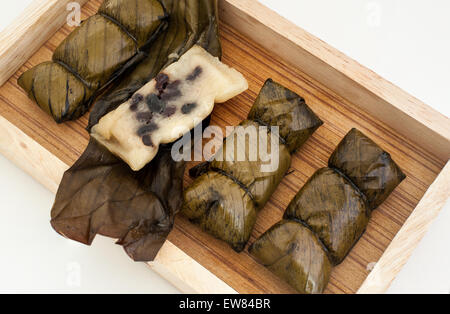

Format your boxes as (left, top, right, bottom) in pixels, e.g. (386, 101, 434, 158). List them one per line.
(183, 79, 324, 252)
(249, 128, 406, 294)
(19, 0, 168, 123)
(88, 0, 222, 129)
(50, 0, 225, 262)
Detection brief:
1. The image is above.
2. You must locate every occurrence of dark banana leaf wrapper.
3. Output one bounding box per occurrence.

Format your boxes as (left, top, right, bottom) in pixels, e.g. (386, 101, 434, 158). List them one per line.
(329, 128, 407, 210)
(50, 0, 221, 262)
(18, 0, 167, 123)
(249, 220, 332, 294)
(284, 167, 371, 265)
(183, 79, 323, 252)
(211, 120, 292, 209)
(250, 128, 405, 294)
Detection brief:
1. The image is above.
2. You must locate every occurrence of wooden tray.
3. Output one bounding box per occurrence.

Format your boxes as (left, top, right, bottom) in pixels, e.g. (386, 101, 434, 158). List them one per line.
(0, 0, 449, 294)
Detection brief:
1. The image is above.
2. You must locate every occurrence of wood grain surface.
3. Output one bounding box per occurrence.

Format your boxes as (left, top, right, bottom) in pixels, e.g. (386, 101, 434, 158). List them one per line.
(0, 0, 447, 294)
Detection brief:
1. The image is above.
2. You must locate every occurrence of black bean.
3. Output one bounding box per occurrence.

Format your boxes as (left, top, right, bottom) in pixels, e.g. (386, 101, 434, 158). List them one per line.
(137, 123, 158, 137)
(187, 66, 203, 81)
(146, 94, 166, 113)
(181, 103, 197, 115)
(142, 135, 154, 147)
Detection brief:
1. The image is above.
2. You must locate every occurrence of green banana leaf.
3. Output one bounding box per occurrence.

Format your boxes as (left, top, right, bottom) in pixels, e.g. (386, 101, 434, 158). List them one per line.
(50, 0, 221, 262)
(18, 0, 167, 123)
(250, 128, 406, 293)
(183, 171, 257, 252)
(247, 79, 324, 154)
(329, 128, 406, 210)
(51, 141, 184, 262)
(210, 120, 292, 209)
(249, 220, 332, 294)
(183, 79, 323, 252)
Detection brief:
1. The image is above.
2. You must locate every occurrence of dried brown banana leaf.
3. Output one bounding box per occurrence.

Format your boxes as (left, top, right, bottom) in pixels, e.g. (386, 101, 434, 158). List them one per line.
(183, 79, 323, 252)
(19, 0, 167, 123)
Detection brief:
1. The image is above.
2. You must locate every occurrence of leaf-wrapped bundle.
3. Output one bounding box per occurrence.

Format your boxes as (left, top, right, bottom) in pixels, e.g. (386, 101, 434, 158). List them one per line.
(210, 120, 292, 209)
(50, 0, 222, 262)
(51, 140, 185, 262)
(183, 79, 323, 252)
(19, 0, 167, 123)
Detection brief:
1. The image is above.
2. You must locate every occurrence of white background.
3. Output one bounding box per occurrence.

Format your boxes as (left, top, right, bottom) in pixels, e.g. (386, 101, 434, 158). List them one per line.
(0, 0, 449, 294)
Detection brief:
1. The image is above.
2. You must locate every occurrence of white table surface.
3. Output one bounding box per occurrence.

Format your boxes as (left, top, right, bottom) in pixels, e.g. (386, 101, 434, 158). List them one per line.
(0, 0, 448, 294)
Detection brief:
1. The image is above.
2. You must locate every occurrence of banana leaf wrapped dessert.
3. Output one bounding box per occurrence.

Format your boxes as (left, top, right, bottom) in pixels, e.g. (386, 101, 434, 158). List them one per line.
(183, 79, 324, 252)
(91, 45, 248, 171)
(249, 128, 406, 293)
(50, 0, 223, 262)
(88, 0, 222, 130)
(18, 0, 167, 123)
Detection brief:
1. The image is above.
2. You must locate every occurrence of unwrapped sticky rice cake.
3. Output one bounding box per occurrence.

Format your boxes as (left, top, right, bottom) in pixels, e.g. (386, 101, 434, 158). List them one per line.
(91, 45, 248, 171)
